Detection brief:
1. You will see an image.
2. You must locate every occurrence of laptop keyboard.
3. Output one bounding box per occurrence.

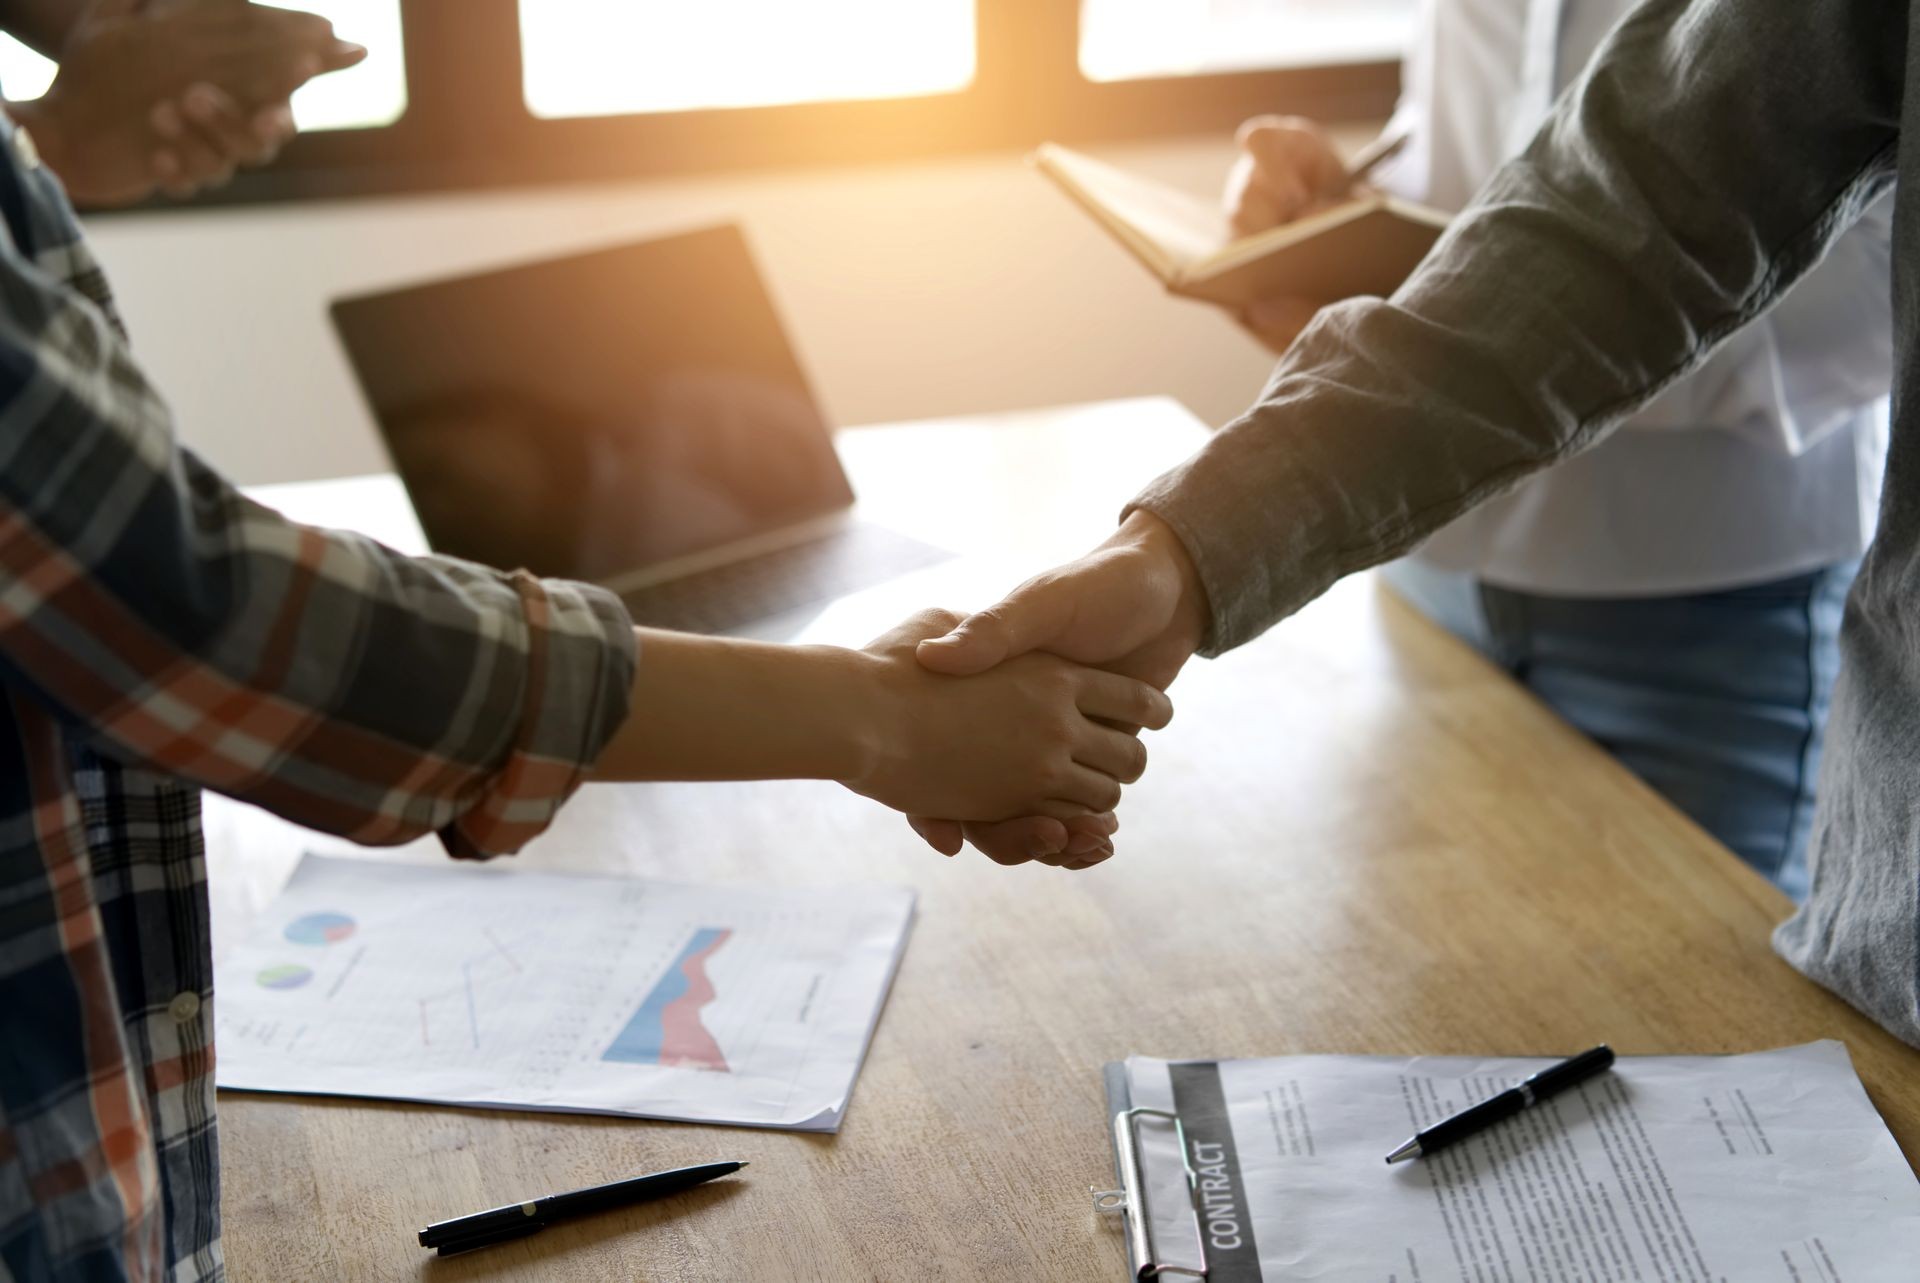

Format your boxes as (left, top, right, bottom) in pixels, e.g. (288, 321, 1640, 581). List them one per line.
(620, 524, 952, 635)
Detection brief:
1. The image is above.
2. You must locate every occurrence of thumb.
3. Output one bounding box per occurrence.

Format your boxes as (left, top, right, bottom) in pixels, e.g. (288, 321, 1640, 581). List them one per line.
(915, 584, 1066, 676)
(318, 38, 370, 73)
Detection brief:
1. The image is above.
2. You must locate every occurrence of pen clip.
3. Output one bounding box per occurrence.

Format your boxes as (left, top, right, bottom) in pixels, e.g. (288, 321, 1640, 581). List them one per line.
(432, 1218, 544, 1257)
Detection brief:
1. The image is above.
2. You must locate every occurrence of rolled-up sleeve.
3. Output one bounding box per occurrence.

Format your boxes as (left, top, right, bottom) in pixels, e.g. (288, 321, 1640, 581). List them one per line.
(438, 566, 637, 858)
(0, 215, 636, 859)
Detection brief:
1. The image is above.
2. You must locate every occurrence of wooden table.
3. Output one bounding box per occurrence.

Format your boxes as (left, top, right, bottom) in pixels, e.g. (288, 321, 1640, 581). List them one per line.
(211, 398, 1920, 1281)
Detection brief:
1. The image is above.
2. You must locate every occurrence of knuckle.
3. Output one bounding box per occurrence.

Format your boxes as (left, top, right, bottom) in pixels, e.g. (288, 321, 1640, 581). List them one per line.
(965, 606, 1011, 641)
(906, 605, 960, 636)
(1235, 113, 1284, 146)
(1271, 115, 1320, 142)
(1038, 710, 1077, 749)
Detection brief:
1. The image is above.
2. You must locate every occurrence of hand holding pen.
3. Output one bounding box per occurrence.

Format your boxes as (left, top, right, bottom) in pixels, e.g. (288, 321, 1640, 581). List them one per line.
(1222, 116, 1413, 355)
(1225, 116, 1411, 237)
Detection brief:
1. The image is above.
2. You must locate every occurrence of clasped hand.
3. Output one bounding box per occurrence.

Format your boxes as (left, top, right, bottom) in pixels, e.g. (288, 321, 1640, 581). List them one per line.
(851, 607, 1172, 871)
(900, 509, 1210, 869)
(13, 0, 366, 206)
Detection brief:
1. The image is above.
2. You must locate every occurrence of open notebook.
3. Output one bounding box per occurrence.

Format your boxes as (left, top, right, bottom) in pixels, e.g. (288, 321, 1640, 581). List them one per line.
(1034, 142, 1450, 310)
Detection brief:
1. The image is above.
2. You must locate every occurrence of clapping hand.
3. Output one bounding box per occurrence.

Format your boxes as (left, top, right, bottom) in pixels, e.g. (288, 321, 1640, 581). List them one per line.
(13, 0, 366, 205)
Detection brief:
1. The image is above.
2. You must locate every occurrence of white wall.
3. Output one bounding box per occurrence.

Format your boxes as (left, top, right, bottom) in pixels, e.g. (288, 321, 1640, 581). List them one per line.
(80, 134, 1299, 485)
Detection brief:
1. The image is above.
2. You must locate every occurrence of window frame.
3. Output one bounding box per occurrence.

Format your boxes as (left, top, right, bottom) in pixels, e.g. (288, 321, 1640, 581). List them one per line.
(161, 0, 1400, 209)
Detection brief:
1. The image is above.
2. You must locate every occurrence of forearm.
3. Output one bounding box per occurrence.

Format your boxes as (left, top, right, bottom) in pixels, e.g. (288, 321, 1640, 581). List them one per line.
(592, 629, 876, 785)
(1137, 0, 1902, 654)
(0, 211, 637, 852)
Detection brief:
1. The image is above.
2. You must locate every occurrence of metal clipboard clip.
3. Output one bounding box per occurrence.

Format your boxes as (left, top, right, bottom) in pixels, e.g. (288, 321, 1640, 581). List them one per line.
(1091, 1106, 1209, 1279)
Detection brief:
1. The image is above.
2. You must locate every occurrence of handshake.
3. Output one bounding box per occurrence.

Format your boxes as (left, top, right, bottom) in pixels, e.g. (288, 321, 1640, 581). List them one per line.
(869, 510, 1210, 871)
(599, 511, 1209, 871)
(842, 115, 1360, 863)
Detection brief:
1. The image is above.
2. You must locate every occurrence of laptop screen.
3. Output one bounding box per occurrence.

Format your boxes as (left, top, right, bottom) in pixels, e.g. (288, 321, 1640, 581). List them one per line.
(330, 225, 854, 585)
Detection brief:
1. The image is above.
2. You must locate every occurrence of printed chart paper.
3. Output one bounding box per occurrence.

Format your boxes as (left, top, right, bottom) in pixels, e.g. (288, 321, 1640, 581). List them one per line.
(1122, 1042, 1920, 1282)
(216, 855, 914, 1130)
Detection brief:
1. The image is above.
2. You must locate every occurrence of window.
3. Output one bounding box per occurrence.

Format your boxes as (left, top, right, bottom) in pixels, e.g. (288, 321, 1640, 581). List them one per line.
(0, 0, 406, 133)
(0, 0, 1401, 206)
(1080, 0, 1417, 82)
(0, 40, 51, 102)
(520, 0, 976, 119)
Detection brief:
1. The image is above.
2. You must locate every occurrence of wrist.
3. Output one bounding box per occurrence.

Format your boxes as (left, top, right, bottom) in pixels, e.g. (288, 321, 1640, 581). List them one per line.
(793, 644, 891, 788)
(1114, 508, 1210, 652)
(596, 631, 883, 785)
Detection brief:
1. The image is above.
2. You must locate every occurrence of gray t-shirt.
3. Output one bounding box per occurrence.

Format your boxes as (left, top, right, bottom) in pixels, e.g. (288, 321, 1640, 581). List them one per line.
(1131, 0, 1918, 1042)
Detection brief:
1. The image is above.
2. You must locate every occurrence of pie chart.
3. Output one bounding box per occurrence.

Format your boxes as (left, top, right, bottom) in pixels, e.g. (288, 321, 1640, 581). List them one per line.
(284, 911, 357, 946)
(257, 964, 313, 990)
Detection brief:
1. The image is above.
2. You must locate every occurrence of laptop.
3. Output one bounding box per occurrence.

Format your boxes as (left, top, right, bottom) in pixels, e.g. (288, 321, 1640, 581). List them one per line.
(329, 224, 948, 635)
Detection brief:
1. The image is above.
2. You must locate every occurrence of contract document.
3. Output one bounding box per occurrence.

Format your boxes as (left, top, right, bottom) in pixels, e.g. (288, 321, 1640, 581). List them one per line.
(216, 855, 914, 1130)
(1107, 1042, 1919, 1281)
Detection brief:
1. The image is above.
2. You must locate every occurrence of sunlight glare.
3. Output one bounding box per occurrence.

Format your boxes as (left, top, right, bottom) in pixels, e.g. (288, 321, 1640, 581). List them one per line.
(521, 0, 977, 119)
(1080, 0, 1416, 81)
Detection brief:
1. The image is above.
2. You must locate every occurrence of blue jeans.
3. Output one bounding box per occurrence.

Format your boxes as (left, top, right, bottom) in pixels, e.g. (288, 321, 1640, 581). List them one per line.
(1383, 559, 1858, 902)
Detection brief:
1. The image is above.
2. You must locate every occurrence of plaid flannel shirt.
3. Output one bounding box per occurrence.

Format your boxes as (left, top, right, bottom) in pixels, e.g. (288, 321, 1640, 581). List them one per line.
(0, 124, 638, 1281)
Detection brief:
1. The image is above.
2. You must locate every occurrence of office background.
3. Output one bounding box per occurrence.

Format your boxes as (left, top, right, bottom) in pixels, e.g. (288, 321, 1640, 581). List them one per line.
(0, 0, 1406, 484)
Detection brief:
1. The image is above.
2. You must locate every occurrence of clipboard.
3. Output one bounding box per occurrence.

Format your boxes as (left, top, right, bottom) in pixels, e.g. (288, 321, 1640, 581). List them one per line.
(1092, 1062, 1211, 1280)
(1090, 1044, 1920, 1283)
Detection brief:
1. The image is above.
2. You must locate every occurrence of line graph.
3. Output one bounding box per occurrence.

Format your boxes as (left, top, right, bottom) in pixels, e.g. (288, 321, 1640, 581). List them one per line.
(411, 926, 534, 1049)
(603, 927, 733, 1071)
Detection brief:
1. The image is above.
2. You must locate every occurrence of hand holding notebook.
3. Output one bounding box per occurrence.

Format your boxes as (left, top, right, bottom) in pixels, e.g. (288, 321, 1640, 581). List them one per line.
(1033, 130, 1444, 329)
(1225, 116, 1409, 238)
(1225, 118, 1420, 351)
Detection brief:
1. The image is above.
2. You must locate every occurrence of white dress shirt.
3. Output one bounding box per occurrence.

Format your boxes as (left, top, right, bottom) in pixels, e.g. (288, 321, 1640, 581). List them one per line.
(1370, 0, 1894, 595)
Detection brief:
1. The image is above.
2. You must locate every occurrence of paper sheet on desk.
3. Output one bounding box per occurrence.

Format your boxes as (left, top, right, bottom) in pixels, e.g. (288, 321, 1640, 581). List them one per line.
(1124, 1042, 1920, 1281)
(215, 855, 913, 1131)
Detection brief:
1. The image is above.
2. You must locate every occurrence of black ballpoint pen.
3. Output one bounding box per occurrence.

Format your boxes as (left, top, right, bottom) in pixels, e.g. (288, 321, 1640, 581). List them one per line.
(419, 1160, 747, 1255)
(1385, 1046, 1615, 1164)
